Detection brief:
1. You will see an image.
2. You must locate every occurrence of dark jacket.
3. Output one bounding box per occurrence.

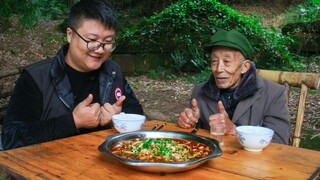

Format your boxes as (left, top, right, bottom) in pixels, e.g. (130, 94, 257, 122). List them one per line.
(192, 65, 291, 144)
(1, 45, 143, 150)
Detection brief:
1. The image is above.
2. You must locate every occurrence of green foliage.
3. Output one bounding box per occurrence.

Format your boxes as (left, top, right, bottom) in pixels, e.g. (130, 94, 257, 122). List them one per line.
(171, 51, 187, 71)
(300, 130, 320, 151)
(119, 0, 303, 72)
(0, 0, 69, 30)
(283, 0, 320, 24)
(301, 55, 320, 72)
(128, 80, 140, 90)
(148, 66, 179, 80)
(148, 66, 167, 79)
(281, 0, 320, 61)
(46, 34, 67, 44)
(308, 89, 319, 95)
(183, 69, 211, 84)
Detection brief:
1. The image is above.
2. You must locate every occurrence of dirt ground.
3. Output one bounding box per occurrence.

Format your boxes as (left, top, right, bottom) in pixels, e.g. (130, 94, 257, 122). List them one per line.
(0, 2, 319, 148)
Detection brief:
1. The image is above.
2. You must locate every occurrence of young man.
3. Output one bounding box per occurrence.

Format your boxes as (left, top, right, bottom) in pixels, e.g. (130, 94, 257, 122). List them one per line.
(178, 29, 291, 144)
(1, 0, 143, 150)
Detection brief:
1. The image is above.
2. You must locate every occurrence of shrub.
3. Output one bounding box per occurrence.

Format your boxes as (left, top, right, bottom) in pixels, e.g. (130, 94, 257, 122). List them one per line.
(0, 0, 69, 30)
(281, 0, 320, 58)
(119, 0, 303, 71)
(283, 0, 320, 24)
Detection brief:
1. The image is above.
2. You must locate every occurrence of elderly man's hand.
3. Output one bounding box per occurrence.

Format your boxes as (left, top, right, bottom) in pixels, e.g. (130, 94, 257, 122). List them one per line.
(209, 101, 236, 135)
(178, 98, 200, 128)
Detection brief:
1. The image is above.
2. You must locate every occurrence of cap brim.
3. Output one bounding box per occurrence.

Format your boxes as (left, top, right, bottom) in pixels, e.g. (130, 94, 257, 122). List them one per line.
(203, 41, 245, 55)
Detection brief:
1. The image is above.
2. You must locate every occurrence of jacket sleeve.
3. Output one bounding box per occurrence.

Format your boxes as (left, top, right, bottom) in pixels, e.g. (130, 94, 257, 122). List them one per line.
(1, 71, 78, 150)
(121, 76, 144, 115)
(190, 83, 213, 130)
(262, 83, 291, 144)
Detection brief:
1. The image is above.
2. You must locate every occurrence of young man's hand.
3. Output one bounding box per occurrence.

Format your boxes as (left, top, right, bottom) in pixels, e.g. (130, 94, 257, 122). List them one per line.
(73, 94, 101, 129)
(99, 96, 126, 126)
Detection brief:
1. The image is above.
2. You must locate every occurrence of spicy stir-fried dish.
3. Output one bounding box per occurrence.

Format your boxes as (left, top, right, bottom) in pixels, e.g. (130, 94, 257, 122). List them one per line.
(110, 138, 212, 162)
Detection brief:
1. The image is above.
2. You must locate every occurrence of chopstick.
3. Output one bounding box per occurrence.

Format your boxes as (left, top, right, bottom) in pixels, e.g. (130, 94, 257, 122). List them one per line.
(190, 128, 198, 134)
(309, 167, 320, 180)
(151, 124, 159, 130)
(155, 123, 167, 130)
(190, 123, 200, 134)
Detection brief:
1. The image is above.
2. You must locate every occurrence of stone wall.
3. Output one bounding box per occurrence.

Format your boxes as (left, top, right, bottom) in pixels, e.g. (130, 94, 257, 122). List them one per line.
(112, 53, 171, 74)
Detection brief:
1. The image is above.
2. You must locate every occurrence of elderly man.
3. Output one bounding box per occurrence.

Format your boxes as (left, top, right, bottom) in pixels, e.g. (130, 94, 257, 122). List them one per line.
(178, 29, 291, 144)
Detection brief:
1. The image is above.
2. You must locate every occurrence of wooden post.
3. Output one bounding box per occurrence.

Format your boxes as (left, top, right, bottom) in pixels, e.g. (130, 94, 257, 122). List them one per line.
(292, 83, 308, 147)
(256, 69, 319, 147)
(284, 82, 290, 106)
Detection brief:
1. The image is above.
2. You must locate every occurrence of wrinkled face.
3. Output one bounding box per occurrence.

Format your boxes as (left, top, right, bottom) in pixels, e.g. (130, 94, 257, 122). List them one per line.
(65, 19, 116, 72)
(210, 46, 251, 89)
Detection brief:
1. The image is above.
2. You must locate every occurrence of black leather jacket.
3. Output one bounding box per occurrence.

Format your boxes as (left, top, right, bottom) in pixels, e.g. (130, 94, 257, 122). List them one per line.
(1, 45, 143, 150)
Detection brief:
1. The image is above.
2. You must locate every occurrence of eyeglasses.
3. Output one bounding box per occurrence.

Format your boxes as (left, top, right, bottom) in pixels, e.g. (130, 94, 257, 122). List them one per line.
(70, 27, 117, 52)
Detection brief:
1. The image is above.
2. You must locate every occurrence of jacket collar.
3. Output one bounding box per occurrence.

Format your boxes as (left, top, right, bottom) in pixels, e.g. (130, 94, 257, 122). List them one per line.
(201, 63, 259, 104)
(98, 58, 118, 103)
(50, 45, 74, 109)
(232, 76, 263, 122)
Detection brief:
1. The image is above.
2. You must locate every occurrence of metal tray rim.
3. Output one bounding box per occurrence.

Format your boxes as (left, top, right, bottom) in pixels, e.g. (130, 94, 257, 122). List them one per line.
(98, 130, 223, 173)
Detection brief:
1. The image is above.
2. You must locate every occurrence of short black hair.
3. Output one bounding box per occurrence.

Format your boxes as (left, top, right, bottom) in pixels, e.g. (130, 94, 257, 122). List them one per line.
(68, 0, 117, 30)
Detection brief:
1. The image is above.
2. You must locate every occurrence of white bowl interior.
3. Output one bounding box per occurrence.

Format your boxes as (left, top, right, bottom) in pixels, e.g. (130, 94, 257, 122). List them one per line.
(236, 126, 274, 152)
(112, 113, 146, 133)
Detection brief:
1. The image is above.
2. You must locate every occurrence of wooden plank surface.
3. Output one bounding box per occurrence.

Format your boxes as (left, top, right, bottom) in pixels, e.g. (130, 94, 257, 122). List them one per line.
(0, 120, 319, 180)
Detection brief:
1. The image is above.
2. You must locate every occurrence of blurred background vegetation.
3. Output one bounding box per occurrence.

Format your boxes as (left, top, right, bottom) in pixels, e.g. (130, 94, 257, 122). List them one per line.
(0, 0, 319, 75)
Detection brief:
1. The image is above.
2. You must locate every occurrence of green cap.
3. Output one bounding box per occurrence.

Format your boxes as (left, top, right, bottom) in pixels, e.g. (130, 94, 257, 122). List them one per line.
(203, 29, 254, 60)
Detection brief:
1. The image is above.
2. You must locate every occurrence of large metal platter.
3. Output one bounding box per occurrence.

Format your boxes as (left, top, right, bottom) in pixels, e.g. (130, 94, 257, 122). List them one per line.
(98, 130, 223, 173)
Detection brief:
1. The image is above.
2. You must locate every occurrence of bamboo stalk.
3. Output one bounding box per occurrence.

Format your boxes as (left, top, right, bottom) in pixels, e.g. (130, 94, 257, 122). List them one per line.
(257, 69, 320, 90)
(292, 83, 308, 147)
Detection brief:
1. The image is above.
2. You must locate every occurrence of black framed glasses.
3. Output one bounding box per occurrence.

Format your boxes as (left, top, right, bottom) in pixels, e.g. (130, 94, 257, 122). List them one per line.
(70, 27, 117, 52)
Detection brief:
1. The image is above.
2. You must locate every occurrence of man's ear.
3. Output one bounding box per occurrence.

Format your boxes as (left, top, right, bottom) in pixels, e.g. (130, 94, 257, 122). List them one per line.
(241, 60, 251, 74)
(66, 27, 73, 43)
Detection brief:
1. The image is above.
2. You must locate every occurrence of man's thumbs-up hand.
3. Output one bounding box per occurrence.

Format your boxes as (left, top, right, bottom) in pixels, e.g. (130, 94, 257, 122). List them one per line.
(209, 101, 236, 135)
(99, 95, 126, 126)
(178, 98, 200, 129)
(73, 94, 101, 129)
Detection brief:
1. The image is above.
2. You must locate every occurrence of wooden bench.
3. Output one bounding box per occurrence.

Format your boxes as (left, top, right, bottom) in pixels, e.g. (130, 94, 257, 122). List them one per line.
(257, 69, 320, 147)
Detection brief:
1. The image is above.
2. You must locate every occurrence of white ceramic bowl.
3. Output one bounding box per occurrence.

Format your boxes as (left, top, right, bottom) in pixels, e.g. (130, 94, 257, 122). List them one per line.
(236, 126, 274, 152)
(112, 113, 146, 133)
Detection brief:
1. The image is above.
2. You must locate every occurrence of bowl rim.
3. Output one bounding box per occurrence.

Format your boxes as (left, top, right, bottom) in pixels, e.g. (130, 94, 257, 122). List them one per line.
(235, 125, 274, 135)
(112, 113, 146, 121)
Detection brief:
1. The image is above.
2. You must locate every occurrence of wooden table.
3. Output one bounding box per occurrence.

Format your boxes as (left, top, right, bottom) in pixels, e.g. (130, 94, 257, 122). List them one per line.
(0, 120, 319, 180)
